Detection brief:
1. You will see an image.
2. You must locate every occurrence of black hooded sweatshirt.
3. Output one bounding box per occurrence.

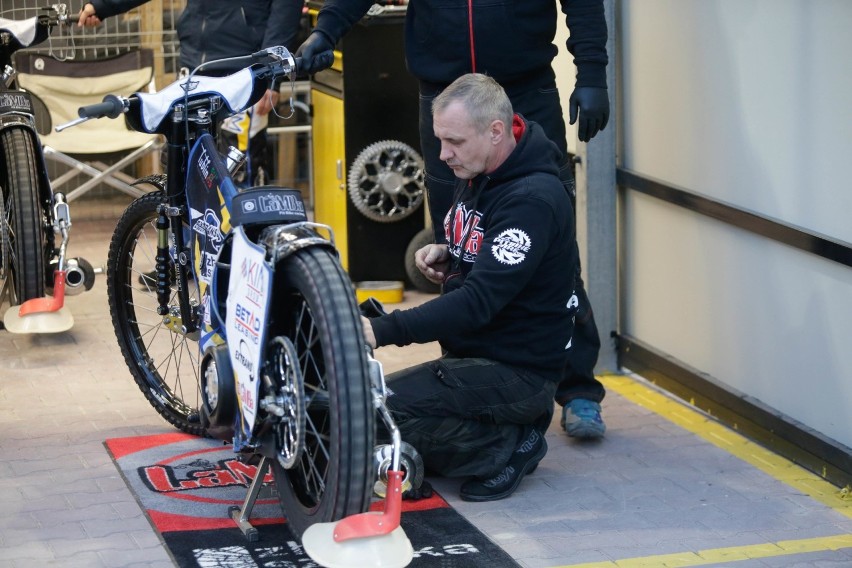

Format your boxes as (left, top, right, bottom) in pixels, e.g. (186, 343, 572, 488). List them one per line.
(312, 0, 608, 88)
(371, 116, 579, 381)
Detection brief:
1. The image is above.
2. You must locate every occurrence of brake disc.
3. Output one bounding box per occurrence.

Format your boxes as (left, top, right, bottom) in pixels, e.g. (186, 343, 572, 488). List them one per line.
(347, 140, 425, 222)
(265, 335, 306, 470)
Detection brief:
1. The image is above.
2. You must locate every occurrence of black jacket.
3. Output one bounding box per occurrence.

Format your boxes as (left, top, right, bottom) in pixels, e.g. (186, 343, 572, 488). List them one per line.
(371, 116, 579, 380)
(90, 0, 303, 72)
(314, 0, 608, 87)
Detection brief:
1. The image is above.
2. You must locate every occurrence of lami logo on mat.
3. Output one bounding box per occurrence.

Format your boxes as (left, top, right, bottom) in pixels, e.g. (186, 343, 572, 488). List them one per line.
(139, 457, 272, 493)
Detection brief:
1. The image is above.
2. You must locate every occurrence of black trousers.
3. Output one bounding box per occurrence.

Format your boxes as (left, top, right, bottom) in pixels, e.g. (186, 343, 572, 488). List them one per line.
(418, 71, 605, 405)
(383, 357, 557, 478)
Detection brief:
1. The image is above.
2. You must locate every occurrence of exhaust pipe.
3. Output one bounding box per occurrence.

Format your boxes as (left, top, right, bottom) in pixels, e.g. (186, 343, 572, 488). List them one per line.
(64, 258, 96, 296)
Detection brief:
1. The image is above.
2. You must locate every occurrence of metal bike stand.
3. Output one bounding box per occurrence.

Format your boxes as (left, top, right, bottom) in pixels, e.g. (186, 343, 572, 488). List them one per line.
(228, 456, 270, 542)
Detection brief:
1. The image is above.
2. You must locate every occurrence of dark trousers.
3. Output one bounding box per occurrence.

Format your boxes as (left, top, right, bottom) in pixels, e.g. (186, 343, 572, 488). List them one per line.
(418, 72, 605, 405)
(383, 357, 557, 478)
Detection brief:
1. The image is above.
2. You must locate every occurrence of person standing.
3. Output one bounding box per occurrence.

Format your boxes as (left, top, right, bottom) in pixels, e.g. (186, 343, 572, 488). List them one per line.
(78, 0, 305, 186)
(363, 73, 579, 501)
(298, 0, 610, 438)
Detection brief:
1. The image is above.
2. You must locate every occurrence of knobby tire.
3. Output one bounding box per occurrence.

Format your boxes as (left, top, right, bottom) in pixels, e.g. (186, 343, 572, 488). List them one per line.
(106, 191, 204, 436)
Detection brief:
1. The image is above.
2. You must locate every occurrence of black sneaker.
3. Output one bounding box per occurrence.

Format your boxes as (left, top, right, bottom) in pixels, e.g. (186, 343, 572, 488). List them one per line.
(458, 428, 547, 502)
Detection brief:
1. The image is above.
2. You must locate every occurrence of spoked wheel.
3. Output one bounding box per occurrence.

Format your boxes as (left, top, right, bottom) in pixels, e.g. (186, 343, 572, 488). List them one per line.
(106, 191, 204, 436)
(271, 246, 375, 540)
(0, 127, 46, 313)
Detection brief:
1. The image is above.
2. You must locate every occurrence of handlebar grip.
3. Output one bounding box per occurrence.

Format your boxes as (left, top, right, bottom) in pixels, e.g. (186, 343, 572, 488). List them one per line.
(78, 95, 125, 119)
(293, 57, 305, 76)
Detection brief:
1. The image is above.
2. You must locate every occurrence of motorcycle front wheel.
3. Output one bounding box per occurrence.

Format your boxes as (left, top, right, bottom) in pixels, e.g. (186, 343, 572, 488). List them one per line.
(106, 191, 204, 436)
(270, 246, 375, 540)
(0, 126, 46, 310)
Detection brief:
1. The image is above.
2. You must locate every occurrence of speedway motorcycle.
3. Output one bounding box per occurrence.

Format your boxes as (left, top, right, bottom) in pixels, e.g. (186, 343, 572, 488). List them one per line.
(59, 47, 419, 567)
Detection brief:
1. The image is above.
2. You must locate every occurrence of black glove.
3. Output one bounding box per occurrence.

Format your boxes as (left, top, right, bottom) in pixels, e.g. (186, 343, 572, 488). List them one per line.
(359, 297, 387, 318)
(568, 86, 610, 142)
(295, 31, 335, 75)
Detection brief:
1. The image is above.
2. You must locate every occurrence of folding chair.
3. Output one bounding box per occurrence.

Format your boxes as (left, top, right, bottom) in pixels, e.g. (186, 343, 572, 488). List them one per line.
(14, 49, 164, 202)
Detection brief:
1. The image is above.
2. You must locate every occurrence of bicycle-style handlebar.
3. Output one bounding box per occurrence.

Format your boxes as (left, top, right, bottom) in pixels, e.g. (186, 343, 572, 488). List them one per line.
(192, 46, 294, 76)
(57, 47, 301, 133)
(0, 3, 69, 52)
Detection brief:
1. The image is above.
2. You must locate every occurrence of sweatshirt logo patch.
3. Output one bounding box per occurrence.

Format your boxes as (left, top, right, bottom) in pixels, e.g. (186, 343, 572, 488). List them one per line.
(491, 228, 530, 265)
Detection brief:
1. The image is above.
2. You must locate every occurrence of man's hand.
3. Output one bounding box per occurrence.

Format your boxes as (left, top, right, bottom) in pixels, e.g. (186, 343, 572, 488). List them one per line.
(295, 31, 335, 75)
(361, 316, 377, 349)
(568, 86, 610, 142)
(77, 3, 101, 26)
(254, 89, 279, 116)
(415, 244, 450, 284)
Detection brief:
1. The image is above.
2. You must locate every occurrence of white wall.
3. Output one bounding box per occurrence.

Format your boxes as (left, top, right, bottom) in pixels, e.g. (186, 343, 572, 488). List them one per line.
(621, 0, 852, 240)
(618, 0, 852, 447)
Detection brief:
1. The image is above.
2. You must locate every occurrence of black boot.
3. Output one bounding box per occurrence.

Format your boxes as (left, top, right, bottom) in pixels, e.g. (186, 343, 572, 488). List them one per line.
(459, 428, 546, 502)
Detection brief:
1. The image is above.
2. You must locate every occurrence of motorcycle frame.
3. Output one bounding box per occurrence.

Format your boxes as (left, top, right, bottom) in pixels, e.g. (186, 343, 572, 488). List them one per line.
(62, 51, 412, 550)
(150, 77, 337, 453)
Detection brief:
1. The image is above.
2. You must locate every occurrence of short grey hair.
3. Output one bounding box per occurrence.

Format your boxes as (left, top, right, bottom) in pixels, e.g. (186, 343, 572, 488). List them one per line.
(432, 73, 513, 133)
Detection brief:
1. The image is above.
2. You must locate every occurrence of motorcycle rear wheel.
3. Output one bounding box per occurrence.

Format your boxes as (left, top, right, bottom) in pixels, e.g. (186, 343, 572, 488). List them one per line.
(0, 127, 46, 311)
(106, 191, 204, 436)
(271, 246, 375, 539)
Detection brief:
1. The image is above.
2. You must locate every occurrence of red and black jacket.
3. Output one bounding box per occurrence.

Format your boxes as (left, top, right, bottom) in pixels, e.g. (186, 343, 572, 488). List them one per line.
(314, 0, 608, 88)
(371, 116, 579, 380)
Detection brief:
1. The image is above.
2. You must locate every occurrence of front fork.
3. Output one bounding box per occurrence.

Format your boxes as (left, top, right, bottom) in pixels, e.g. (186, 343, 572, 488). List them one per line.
(229, 349, 412, 543)
(154, 203, 197, 334)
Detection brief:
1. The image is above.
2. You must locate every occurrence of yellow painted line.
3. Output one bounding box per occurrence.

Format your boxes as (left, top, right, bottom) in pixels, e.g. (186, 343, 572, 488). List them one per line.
(554, 534, 852, 567)
(546, 374, 852, 568)
(599, 374, 852, 517)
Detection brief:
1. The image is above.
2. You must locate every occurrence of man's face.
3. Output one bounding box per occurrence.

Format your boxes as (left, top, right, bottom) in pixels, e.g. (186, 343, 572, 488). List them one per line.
(433, 101, 494, 180)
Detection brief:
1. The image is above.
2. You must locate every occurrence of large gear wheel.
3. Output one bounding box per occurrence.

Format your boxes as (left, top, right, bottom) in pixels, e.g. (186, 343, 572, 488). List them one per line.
(347, 140, 425, 222)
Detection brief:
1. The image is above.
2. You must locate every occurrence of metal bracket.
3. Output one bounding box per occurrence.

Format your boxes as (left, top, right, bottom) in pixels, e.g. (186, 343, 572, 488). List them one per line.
(228, 456, 270, 542)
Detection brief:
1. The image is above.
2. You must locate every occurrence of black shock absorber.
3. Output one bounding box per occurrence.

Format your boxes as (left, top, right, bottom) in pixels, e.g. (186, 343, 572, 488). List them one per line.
(155, 204, 171, 315)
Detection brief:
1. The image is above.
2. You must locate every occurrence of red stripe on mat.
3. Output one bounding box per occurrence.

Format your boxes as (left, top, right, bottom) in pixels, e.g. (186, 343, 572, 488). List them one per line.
(106, 432, 199, 460)
(370, 493, 450, 513)
(149, 509, 286, 533)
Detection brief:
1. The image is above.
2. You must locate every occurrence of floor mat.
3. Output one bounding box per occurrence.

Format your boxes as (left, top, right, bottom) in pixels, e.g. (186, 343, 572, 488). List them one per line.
(105, 432, 519, 567)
